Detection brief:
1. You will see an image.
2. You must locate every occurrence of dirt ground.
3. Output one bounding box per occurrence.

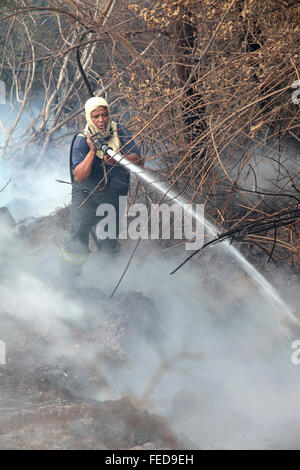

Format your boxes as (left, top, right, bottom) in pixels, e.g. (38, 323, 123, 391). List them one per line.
(1, 208, 300, 450)
(0, 288, 185, 450)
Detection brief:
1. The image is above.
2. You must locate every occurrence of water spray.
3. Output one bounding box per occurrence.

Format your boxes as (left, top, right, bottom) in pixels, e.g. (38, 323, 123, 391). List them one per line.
(91, 133, 298, 328)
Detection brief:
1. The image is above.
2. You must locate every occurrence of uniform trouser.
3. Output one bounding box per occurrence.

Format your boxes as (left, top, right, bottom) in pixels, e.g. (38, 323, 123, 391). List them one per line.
(60, 182, 124, 282)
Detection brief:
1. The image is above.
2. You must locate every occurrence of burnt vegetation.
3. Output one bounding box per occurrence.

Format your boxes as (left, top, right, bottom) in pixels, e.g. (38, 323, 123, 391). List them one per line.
(0, 0, 300, 268)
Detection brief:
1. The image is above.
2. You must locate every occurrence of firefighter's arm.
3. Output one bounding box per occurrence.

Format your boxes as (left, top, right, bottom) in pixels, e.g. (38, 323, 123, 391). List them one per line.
(73, 135, 96, 183)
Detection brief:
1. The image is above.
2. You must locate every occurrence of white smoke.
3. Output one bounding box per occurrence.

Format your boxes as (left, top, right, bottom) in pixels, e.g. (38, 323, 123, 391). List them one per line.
(0, 98, 300, 449)
(79, 237, 300, 449)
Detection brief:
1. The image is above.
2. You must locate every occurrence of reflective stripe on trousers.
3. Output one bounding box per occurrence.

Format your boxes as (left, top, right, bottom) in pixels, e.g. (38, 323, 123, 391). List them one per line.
(59, 247, 89, 265)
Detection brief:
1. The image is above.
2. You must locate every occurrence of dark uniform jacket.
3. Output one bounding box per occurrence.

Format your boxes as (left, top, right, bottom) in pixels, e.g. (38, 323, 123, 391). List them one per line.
(71, 124, 141, 196)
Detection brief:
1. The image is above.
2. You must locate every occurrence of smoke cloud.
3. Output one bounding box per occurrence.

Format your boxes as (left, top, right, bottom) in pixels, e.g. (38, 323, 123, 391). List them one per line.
(1, 105, 300, 450)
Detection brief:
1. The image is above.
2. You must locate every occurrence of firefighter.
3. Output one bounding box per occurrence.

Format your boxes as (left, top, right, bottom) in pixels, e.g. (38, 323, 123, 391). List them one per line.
(59, 96, 142, 288)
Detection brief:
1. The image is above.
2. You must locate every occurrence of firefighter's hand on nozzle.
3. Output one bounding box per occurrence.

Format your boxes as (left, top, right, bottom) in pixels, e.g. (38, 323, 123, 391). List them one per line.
(86, 134, 114, 164)
(87, 134, 97, 153)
